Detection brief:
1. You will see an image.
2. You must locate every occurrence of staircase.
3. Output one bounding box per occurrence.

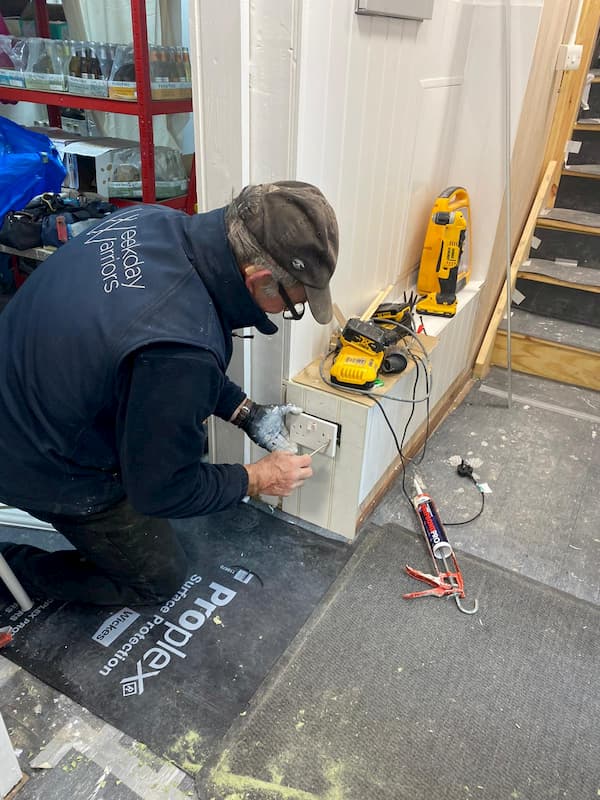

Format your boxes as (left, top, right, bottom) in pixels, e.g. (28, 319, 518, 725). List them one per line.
(490, 24, 600, 392)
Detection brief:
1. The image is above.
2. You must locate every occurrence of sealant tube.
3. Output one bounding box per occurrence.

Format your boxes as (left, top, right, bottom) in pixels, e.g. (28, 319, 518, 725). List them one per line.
(413, 493, 453, 560)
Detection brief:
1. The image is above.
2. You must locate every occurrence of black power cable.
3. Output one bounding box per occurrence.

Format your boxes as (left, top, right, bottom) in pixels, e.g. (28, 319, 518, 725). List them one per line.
(370, 348, 432, 508)
(319, 314, 484, 525)
(443, 458, 485, 527)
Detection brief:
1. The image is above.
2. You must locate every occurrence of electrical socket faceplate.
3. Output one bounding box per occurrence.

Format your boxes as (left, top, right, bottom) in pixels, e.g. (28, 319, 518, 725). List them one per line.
(557, 43, 583, 71)
(288, 413, 339, 458)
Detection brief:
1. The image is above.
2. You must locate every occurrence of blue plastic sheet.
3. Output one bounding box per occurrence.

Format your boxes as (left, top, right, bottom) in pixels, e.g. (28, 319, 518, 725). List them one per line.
(0, 117, 66, 222)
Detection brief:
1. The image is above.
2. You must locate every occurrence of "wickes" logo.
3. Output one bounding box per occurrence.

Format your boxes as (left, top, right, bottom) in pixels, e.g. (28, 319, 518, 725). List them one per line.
(92, 608, 140, 648)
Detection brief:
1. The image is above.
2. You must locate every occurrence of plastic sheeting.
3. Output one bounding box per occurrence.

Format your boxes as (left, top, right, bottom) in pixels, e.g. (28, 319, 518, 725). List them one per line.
(61, 0, 189, 152)
(0, 117, 66, 221)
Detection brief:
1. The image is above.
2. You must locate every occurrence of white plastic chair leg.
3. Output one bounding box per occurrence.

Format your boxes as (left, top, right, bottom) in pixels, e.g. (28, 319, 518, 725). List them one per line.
(0, 553, 33, 612)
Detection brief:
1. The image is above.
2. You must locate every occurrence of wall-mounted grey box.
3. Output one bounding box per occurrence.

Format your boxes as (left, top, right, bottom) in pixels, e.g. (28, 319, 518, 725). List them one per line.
(355, 0, 434, 21)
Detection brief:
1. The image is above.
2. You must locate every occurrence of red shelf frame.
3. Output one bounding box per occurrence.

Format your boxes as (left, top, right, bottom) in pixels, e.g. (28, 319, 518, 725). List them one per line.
(0, 86, 193, 117)
(0, 0, 196, 209)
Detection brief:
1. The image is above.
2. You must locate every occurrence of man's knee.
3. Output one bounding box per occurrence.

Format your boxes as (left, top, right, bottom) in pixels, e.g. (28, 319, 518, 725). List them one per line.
(136, 560, 188, 604)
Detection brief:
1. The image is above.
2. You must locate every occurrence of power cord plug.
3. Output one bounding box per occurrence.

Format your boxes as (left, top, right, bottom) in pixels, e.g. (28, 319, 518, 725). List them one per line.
(444, 457, 486, 527)
(457, 458, 474, 480)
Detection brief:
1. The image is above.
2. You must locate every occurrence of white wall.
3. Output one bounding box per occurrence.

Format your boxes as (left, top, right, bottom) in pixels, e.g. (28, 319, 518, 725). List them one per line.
(451, 0, 544, 283)
(287, 0, 543, 379)
(191, 0, 545, 501)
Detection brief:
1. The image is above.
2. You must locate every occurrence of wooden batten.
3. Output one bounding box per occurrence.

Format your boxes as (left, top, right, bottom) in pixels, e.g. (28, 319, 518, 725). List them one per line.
(535, 217, 600, 235)
(561, 168, 600, 179)
(518, 270, 600, 293)
(5, 775, 29, 800)
(492, 331, 600, 391)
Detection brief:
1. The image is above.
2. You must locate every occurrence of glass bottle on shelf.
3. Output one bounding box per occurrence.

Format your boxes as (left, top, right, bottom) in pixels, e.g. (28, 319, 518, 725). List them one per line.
(162, 47, 172, 82)
(68, 40, 82, 78)
(80, 47, 91, 79)
(174, 47, 187, 82)
(166, 47, 180, 82)
(54, 40, 71, 76)
(98, 42, 113, 80)
(157, 47, 170, 83)
(86, 43, 103, 79)
(112, 46, 136, 82)
(149, 45, 160, 81)
(32, 40, 53, 74)
(182, 47, 191, 81)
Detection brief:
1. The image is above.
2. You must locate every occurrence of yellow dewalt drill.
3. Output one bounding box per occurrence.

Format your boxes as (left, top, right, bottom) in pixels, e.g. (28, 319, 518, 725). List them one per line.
(416, 187, 471, 318)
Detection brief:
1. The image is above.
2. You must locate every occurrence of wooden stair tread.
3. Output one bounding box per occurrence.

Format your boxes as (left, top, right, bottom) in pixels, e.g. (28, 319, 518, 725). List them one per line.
(498, 308, 600, 353)
(537, 207, 600, 232)
(520, 258, 600, 290)
(563, 164, 600, 178)
(492, 328, 600, 391)
(575, 121, 600, 130)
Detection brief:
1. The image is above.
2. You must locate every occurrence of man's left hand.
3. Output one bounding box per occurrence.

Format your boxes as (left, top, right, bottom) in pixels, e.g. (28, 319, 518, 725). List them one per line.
(235, 401, 302, 453)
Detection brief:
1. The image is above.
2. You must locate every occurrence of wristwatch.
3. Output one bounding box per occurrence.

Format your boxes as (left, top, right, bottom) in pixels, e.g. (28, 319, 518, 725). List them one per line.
(233, 398, 254, 429)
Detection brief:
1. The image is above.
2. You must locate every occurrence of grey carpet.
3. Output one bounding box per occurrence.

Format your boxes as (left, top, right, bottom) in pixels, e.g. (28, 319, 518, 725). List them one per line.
(370, 368, 600, 606)
(199, 523, 600, 800)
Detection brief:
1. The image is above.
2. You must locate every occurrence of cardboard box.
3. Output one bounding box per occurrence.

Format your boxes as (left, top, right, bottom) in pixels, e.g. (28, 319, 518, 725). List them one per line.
(0, 67, 26, 88)
(109, 178, 188, 199)
(28, 125, 82, 157)
(108, 80, 192, 102)
(61, 137, 139, 197)
(68, 75, 109, 98)
(23, 70, 67, 92)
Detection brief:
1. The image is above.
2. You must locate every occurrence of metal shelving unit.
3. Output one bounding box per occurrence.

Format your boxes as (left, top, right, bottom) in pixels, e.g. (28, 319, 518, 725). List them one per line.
(0, 0, 195, 212)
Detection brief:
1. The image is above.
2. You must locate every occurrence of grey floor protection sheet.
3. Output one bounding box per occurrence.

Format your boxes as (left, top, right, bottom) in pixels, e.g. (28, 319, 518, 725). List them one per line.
(0, 504, 351, 777)
(198, 522, 600, 800)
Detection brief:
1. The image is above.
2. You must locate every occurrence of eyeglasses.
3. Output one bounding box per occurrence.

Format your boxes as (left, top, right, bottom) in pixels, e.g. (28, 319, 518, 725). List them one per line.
(278, 282, 305, 321)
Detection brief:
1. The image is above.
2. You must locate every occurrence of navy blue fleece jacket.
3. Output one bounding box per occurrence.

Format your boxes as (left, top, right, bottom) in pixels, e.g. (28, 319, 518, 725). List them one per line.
(0, 204, 277, 517)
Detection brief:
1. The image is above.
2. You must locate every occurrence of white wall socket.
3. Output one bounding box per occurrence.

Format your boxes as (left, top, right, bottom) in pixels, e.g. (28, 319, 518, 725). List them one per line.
(288, 412, 339, 458)
(556, 43, 583, 72)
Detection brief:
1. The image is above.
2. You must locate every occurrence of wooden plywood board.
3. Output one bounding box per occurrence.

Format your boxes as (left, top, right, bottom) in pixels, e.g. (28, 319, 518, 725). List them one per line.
(492, 330, 600, 391)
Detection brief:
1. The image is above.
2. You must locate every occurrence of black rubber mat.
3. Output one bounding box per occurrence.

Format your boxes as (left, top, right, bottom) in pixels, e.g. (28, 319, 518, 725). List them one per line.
(515, 276, 600, 327)
(0, 504, 350, 776)
(556, 174, 600, 214)
(200, 523, 600, 800)
(532, 224, 600, 268)
(568, 130, 600, 166)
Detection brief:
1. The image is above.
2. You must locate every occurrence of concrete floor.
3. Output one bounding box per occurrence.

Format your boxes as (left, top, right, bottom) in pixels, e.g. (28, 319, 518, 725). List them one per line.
(1, 366, 598, 799)
(370, 367, 600, 606)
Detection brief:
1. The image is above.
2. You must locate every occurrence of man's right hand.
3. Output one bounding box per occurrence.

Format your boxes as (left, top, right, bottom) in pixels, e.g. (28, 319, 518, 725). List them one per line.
(244, 451, 312, 497)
